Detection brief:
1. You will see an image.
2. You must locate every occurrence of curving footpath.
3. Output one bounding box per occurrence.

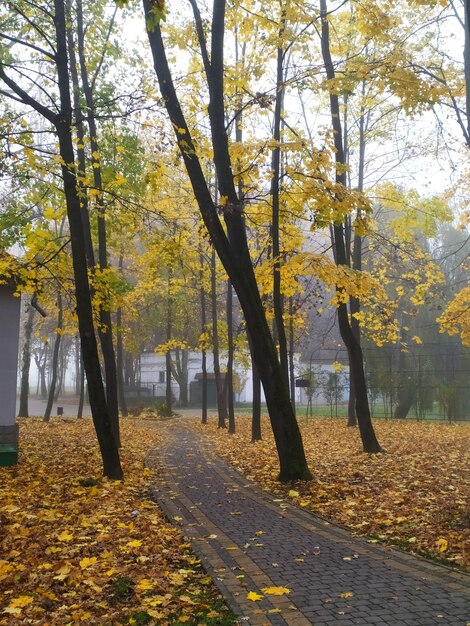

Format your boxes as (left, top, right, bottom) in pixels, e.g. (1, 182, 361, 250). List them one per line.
(147, 418, 470, 626)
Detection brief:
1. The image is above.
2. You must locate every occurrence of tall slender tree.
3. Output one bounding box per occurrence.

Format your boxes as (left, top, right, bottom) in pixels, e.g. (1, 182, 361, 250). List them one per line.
(0, 0, 122, 478)
(143, 0, 311, 480)
(319, 0, 381, 452)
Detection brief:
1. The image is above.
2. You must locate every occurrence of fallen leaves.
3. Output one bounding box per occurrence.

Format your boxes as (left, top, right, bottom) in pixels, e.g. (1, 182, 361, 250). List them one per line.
(195, 417, 470, 568)
(261, 586, 290, 596)
(0, 417, 237, 625)
(246, 591, 263, 601)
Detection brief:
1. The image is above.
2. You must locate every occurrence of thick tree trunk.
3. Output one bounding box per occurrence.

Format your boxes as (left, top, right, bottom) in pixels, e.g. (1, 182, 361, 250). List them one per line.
(18, 298, 35, 418)
(54, 0, 122, 477)
(75, 0, 120, 444)
(144, 4, 311, 480)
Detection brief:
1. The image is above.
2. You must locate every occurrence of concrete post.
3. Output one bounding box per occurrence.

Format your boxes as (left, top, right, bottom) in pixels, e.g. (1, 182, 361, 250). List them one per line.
(0, 284, 21, 451)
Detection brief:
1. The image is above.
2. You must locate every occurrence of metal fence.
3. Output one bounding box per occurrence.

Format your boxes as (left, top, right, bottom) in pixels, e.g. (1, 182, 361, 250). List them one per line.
(298, 345, 470, 422)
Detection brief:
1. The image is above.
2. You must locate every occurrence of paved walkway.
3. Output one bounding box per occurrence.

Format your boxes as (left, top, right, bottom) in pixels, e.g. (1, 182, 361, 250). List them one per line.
(147, 418, 470, 626)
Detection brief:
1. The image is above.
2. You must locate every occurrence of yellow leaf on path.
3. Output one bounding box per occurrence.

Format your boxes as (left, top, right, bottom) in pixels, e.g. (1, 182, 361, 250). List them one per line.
(127, 539, 142, 548)
(288, 490, 299, 497)
(247, 591, 264, 601)
(339, 591, 354, 598)
(79, 557, 97, 569)
(268, 608, 282, 613)
(261, 586, 291, 596)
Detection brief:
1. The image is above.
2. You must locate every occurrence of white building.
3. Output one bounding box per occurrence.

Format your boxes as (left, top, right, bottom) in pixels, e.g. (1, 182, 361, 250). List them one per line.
(139, 350, 348, 406)
(139, 350, 256, 404)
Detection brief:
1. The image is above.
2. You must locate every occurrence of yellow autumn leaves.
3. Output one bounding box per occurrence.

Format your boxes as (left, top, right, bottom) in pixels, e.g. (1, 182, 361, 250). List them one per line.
(0, 418, 235, 625)
(247, 586, 291, 601)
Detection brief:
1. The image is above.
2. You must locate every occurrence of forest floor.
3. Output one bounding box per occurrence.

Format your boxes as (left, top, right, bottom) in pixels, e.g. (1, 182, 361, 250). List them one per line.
(0, 417, 238, 625)
(192, 415, 470, 570)
(1, 414, 468, 625)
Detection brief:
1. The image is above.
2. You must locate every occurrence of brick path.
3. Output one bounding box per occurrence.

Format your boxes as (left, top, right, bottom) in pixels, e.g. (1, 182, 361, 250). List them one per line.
(147, 418, 470, 626)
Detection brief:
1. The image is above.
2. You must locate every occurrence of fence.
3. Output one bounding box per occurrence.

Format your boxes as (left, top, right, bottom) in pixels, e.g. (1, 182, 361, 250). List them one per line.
(298, 345, 470, 422)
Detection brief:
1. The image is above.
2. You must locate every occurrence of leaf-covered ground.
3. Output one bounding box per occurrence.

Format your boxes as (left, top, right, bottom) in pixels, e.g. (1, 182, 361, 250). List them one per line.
(194, 416, 470, 569)
(0, 418, 237, 626)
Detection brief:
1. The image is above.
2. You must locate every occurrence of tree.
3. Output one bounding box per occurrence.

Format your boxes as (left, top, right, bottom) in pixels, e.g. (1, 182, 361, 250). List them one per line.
(0, 0, 122, 478)
(142, 0, 311, 481)
(18, 297, 35, 418)
(318, 0, 382, 452)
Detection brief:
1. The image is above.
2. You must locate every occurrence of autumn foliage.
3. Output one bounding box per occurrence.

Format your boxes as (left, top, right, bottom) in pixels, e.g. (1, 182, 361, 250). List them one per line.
(0, 419, 235, 625)
(195, 416, 470, 569)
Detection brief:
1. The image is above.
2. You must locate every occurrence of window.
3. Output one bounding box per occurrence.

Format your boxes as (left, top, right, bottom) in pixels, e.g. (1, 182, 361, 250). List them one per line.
(159, 371, 165, 383)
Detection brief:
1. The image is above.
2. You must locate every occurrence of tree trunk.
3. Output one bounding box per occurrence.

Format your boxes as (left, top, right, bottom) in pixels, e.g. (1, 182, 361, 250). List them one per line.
(74, 335, 80, 396)
(116, 304, 128, 417)
(165, 269, 173, 412)
(18, 298, 35, 418)
(75, 0, 120, 444)
(211, 248, 227, 428)
(394, 325, 415, 419)
(226, 281, 235, 433)
(44, 294, 63, 422)
(270, 13, 289, 389)
(49, 0, 121, 477)
(116, 253, 128, 416)
(288, 297, 296, 412)
(144, 4, 311, 480)
(347, 80, 366, 428)
(34, 345, 48, 399)
(320, 0, 381, 452)
(248, 332, 262, 442)
(200, 254, 208, 424)
(77, 352, 85, 419)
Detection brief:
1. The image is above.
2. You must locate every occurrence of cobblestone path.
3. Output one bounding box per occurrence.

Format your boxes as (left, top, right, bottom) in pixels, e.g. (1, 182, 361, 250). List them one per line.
(147, 419, 470, 626)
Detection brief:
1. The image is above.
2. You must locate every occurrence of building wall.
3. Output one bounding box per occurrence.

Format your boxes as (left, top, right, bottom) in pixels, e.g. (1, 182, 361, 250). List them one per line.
(0, 285, 21, 448)
(140, 351, 258, 403)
